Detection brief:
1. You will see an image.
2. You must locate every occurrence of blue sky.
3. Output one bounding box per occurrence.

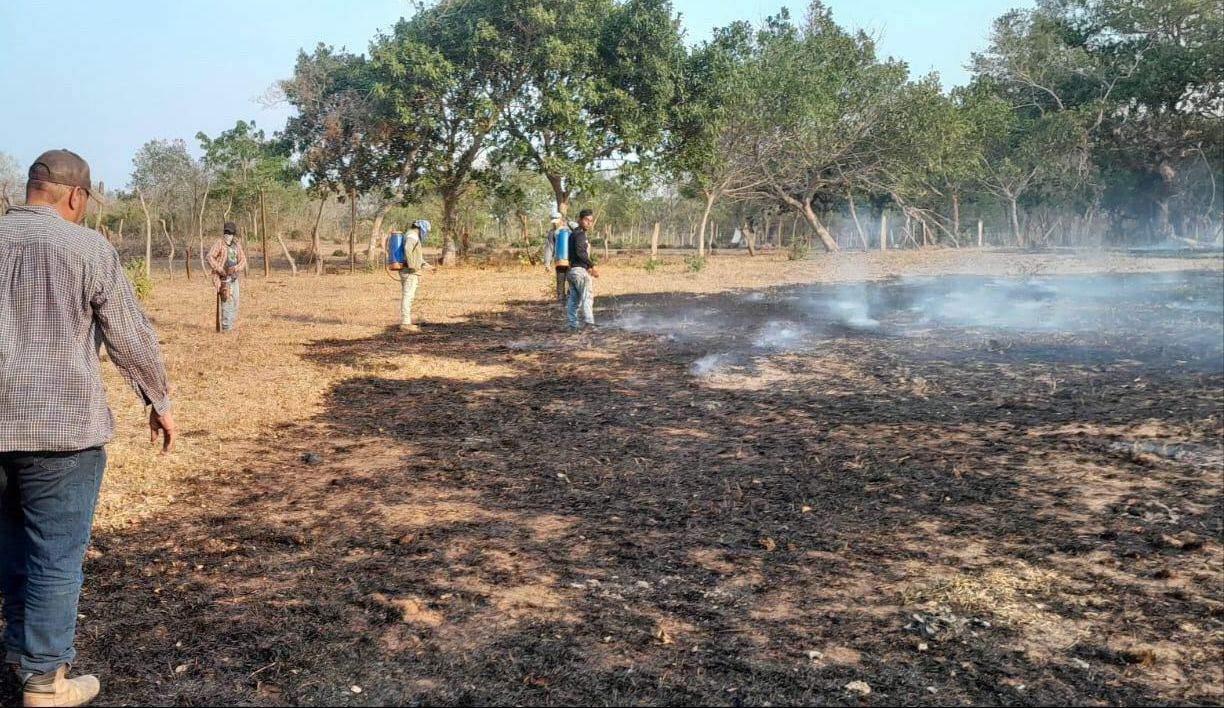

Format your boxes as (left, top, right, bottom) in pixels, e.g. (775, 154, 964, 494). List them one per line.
(0, 0, 1028, 188)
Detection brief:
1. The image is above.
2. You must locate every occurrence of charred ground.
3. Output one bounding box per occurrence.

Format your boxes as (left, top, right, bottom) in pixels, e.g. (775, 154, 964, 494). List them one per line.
(11, 252, 1220, 706)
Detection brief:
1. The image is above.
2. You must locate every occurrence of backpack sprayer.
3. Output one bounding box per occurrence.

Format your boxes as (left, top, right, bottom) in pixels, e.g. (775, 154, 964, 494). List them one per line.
(385, 220, 431, 280)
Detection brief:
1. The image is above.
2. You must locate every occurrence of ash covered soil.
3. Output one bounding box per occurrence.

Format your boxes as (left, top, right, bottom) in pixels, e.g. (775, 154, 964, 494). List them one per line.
(40, 254, 1224, 706)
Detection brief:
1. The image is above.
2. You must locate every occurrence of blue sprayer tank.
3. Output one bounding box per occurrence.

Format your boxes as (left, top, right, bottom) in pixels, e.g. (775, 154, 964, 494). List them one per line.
(386, 232, 406, 270)
(554, 228, 571, 267)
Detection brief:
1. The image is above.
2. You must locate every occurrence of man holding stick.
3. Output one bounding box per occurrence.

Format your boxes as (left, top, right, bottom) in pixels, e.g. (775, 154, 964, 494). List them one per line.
(0, 149, 175, 707)
(207, 221, 247, 333)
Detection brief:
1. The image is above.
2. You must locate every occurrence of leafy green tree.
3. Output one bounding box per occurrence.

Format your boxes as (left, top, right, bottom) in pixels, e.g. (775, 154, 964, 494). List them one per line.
(198, 120, 292, 274)
(370, 0, 550, 265)
(972, 0, 1222, 241)
(667, 21, 762, 256)
(281, 46, 416, 272)
(735, 3, 908, 252)
(499, 0, 683, 216)
(130, 139, 207, 276)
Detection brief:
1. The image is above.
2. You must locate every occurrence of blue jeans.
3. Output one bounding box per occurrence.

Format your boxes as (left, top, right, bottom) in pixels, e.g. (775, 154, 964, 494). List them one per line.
(566, 267, 594, 329)
(0, 448, 105, 675)
(221, 278, 240, 331)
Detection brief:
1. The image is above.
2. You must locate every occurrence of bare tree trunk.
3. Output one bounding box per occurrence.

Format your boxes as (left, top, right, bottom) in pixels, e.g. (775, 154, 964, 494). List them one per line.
(650, 222, 660, 259)
(547, 173, 569, 217)
(518, 212, 530, 252)
(847, 192, 868, 250)
(880, 213, 888, 252)
(259, 189, 270, 276)
(197, 179, 210, 274)
(116, 217, 124, 247)
(311, 195, 327, 275)
(696, 191, 716, 259)
(248, 209, 258, 256)
(739, 211, 757, 257)
(368, 201, 393, 263)
(159, 218, 175, 279)
(136, 188, 152, 277)
(1009, 197, 1023, 247)
(348, 190, 357, 273)
(978, 219, 984, 248)
(951, 192, 960, 239)
(276, 231, 298, 276)
(185, 244, 192, 280)
(441, 190, 459, 266)
(799, 202, 838, 252)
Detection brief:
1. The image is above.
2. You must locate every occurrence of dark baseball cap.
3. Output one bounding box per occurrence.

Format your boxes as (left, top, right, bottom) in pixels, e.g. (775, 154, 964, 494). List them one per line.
(223, 221, 238, 235)
(28, 149, 92, 193)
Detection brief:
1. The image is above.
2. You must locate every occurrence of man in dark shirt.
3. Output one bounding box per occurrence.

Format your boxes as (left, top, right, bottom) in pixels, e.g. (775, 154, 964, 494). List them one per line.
(565, 209, 599, 330)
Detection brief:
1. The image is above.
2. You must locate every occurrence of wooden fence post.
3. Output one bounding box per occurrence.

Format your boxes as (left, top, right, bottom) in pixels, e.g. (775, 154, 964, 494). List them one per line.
(880, 213, 888, 252)
(977, 220, 984, 248)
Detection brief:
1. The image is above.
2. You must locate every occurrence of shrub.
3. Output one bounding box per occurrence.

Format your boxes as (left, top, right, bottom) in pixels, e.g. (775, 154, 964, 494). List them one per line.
(788, 240, 810, 261)
(332, 248, 347, 257)
(124, 259, 153, 301)
(684, 254, 706, 272)
(643, 258, 663, 272)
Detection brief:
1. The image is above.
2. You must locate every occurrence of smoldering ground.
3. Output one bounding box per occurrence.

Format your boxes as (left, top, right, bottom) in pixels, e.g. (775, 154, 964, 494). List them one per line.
(613, 269, 1224, 376)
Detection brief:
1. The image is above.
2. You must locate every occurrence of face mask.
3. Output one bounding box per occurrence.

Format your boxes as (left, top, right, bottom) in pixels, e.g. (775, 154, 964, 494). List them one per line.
(225, 234, 235, 244)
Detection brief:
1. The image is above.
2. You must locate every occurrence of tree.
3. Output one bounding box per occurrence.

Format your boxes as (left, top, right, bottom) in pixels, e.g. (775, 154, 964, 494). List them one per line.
(499, 0, 684, 216)
(284, 44, 436, 271)
(971, 0, 1222, 242)
(198, 120, 292, 275)
(131, 139, 204, 276)
(369, 0, 545, 265)
(668, 21, 764, 256)
(871, 78, 990, 246)
(0, 152, 22, 211)
(736, 3, 909, 252)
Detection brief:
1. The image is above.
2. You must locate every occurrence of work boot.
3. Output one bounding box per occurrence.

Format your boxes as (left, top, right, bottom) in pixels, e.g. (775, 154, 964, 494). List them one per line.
(22, 665, 99, 708)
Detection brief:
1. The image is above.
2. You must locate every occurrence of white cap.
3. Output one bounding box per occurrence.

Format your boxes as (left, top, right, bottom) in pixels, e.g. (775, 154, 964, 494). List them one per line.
(550, 211, 562, 220)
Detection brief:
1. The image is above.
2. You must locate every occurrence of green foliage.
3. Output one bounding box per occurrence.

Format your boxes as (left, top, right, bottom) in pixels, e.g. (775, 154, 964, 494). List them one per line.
(110, 0, 1221, 256)
(496, 0, 685, 208)
(684, 254, 706, 272)
(281, 46, 397, 202)
(787, 240, 810, 261)
(643, 257, 663, 272)
(124, 259, 153, 300)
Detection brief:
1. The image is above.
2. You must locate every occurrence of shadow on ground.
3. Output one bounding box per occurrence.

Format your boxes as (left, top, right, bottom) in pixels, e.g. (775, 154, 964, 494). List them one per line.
(47, 289, 1224, 705)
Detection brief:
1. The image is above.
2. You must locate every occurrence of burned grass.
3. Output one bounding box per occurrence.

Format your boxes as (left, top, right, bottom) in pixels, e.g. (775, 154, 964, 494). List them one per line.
(16, 250, 1222, 705)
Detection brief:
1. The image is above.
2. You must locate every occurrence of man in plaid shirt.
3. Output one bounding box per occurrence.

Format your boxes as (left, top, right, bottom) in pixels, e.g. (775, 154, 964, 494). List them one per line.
(0, 150, 175, 707)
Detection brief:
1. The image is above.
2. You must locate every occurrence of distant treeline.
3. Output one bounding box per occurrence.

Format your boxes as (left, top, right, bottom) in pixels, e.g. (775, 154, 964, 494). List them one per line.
(3, 0, 1218, 271)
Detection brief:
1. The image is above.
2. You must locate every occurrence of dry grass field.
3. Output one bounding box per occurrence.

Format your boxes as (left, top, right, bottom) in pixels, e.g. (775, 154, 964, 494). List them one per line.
(44, 249, 1224, 705)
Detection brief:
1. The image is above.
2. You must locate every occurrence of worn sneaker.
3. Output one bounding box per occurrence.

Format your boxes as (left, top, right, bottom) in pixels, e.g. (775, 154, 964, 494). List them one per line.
(22, 665, 99, 708)
(399, 324, 421, 333)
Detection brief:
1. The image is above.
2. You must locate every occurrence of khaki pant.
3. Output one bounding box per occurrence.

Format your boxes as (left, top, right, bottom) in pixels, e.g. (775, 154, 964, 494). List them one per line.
(400, 271, 420, 325)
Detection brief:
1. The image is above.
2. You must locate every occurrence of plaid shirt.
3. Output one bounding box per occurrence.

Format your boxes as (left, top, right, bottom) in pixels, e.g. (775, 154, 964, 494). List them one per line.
(0, 205, 171, 452)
